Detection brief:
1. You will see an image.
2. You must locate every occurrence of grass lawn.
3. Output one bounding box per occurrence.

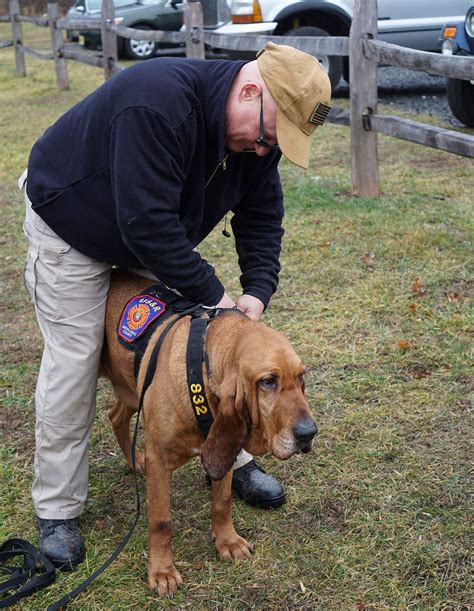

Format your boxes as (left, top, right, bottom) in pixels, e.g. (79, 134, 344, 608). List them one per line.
(1, 23, 473, 610)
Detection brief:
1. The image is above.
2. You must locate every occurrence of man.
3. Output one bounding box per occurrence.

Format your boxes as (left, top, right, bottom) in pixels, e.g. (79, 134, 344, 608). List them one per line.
(21, 42, 331, 570)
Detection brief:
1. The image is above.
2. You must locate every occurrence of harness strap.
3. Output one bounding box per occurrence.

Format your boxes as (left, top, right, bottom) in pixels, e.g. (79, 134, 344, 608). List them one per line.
(186, 316, 214, 438)
(0, 538, 55, 608)
(128, 283, 209, 379)
(132, 309, 175, 379)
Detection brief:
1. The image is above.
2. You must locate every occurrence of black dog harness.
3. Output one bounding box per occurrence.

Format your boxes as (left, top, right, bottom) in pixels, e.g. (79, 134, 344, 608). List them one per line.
(116, 281, 227, 437)
(117, 282, 200, 378)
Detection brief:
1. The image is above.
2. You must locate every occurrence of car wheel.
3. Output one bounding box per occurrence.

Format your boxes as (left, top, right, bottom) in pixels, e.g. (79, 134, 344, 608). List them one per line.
(446, 77, 474, 127)
(124, 24, 157, 60)
(284, 26, 343, 91)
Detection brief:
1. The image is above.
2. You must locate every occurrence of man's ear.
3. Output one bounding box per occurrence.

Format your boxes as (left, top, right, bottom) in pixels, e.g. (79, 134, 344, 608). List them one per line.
(240, 81, 262, 102)
(201, 377, 250, 480)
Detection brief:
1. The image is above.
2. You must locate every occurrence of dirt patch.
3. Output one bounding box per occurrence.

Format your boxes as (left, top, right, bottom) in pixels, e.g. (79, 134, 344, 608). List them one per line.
(411, 155, 459, 169)
(0, 403, 34, 457)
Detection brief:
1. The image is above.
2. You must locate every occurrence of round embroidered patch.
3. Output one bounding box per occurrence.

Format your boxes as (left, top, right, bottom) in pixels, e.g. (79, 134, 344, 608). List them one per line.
(118, 295, 166, 343)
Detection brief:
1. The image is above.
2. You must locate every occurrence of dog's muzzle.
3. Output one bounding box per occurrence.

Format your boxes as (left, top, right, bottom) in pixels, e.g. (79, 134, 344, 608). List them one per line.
(292, 416, 318, 453)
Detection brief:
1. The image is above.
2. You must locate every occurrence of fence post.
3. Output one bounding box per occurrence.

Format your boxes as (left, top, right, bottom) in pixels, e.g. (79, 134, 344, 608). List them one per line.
(184, 1, 205, 59)
(101, 0, 118, 80)
(48, 3, 69, 90)
(349, 0, 379, 196)
(9, 0, 25, 76)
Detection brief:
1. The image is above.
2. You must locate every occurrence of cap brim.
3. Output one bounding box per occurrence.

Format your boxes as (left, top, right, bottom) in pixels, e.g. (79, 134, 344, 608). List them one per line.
(276, 107, 311, 170)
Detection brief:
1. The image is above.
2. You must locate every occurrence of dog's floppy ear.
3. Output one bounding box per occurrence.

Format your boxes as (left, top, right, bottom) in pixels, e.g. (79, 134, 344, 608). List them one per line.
(201, 375, 250, 480)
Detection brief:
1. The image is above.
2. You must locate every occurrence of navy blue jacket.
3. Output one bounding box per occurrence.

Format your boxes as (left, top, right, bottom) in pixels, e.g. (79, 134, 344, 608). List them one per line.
(26, 58, 284, 306)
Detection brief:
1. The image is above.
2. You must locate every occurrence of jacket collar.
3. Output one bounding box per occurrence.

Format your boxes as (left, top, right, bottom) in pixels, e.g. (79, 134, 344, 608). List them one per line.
(199, 60, 248, 161)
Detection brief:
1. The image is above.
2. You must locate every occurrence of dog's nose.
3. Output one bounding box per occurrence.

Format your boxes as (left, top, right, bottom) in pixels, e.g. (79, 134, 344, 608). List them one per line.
(293, 416, 318, 445)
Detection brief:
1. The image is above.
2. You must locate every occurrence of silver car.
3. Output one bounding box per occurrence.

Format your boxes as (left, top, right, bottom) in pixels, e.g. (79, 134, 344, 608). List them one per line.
(213, 0, 472, 89)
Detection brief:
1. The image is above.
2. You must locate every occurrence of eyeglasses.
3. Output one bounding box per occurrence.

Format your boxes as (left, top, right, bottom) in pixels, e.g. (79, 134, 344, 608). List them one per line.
(255, 95, 279, 151)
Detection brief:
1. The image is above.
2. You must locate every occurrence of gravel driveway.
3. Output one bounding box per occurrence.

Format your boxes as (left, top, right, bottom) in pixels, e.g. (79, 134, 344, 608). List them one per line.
(335, 66, 465, 129)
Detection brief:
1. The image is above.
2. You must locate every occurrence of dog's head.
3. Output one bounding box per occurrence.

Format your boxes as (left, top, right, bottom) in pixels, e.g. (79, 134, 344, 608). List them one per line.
(201, 319, 317, 480)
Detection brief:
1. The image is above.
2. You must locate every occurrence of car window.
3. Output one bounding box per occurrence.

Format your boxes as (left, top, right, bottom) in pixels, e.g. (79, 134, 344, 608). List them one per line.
(86, 0, 137, 11)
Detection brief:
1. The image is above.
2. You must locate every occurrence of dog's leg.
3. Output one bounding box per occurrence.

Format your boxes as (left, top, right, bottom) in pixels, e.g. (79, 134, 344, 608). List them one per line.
(211, 470, 253, 561)
(146, 455, 183, 596)
(108, 399, 145, 475)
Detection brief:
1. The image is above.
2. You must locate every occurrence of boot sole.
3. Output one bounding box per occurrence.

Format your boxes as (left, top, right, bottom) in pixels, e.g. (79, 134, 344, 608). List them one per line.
(48, 549, 86, 572)
(232, 488, 286, 509)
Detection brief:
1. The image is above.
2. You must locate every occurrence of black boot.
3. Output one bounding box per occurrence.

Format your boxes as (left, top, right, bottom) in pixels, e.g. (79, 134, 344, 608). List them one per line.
(232, 460, 285, 509)
(37, 518, 86, 571)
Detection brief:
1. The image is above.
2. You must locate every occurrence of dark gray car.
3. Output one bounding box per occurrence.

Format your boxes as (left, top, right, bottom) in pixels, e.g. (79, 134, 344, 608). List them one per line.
(66, 0, 183, 60)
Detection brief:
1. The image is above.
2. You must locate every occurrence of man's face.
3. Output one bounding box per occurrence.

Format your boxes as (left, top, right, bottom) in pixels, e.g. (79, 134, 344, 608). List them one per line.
(225, 87, 278, 156)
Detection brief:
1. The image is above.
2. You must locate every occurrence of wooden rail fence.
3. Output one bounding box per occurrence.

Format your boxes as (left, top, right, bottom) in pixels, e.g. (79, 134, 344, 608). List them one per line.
(1, 0, 473, 195)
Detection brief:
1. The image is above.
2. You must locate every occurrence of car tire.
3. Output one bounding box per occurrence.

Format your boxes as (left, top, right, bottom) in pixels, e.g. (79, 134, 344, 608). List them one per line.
(446, 77, 474, 127)
(123, 24, 157, 60)
(284, 26, 343, 91)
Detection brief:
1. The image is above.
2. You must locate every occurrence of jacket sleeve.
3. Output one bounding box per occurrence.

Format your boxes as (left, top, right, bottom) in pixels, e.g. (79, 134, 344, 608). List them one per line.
(231, 151, 284, 308)
(109, 107, 225, 306)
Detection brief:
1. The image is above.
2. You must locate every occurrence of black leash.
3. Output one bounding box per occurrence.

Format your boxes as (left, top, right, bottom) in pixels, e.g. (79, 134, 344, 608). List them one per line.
(0, 539, 55, 608)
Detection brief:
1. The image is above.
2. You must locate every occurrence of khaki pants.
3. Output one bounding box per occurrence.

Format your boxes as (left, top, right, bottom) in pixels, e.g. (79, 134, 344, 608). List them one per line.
(21, 173, 250, 519)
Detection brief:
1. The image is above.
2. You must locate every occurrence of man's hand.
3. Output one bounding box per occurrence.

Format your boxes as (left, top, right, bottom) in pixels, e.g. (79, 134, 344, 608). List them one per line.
(215, 291, 236, 309)
(236, 294, 265, 322)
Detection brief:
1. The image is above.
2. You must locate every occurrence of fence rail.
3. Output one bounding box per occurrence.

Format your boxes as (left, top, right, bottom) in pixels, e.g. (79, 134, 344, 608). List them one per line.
(56, 17, 102, 29)
(364, 38, 474, 81)
(330, 108, 474, 157)
(370, 114, 474, 157)
(1, 0, 473, 195)
(17, 14, 49, 26)
(111, 23, 185, 44)
(204, 32, 350, 55)
(17, 42, 53, 59)
(60, 44, 104, 68)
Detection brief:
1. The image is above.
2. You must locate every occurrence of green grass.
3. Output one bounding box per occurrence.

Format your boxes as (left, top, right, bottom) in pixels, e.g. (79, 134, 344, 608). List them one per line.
(1, 23, 473, 610)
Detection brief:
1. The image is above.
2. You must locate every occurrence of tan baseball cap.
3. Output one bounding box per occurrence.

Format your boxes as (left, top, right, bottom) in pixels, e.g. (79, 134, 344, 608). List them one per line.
(257, 42, 332, 169)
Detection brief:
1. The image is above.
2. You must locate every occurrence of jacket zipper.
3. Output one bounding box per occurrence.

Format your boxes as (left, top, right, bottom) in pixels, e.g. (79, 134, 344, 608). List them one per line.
(204, 154, 229, 190)
(204, 150, 257, 190)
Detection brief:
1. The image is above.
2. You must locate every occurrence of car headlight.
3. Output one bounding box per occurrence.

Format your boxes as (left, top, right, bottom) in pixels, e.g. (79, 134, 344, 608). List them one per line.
(466, 8, 474, 38)
(114, 17, 124, 25)
(441, 39, 457, 55)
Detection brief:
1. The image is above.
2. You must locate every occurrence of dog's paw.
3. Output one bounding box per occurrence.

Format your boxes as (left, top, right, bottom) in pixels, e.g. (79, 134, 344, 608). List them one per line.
(215, 533, 253, 561)
(148, 565, 183, 597)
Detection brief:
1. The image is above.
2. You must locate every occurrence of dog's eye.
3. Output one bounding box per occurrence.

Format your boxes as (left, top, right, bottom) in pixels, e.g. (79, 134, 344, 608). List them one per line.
(259, 376, 278, 390)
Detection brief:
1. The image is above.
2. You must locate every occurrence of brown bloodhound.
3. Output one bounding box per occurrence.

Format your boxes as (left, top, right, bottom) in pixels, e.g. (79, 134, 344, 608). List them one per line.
(100, 269, 317, 597)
